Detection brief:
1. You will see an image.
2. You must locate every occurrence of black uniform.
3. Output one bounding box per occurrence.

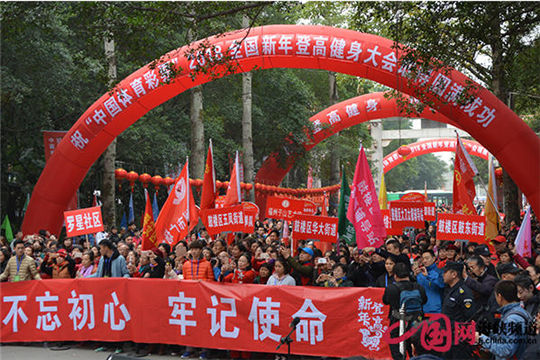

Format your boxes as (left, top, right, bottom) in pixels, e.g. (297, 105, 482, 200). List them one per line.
(442, 279, 478, 359)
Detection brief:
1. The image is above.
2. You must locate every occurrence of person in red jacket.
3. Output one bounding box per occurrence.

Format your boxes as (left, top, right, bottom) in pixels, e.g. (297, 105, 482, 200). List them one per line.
(182, 240, 214, 282)
(223, 253, 256, 284)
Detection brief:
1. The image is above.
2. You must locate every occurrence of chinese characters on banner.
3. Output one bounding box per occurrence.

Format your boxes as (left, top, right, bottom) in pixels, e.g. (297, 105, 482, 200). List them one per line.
(63, 206, 104, 237)
(1, 279, 390, 359)
(389, 201, 425, 230)
(292, 214, 339, 242)
(42, 131, 67, 162)
(380, 209, 402, 236)
(200, 203, 256, 236)
(436, 213, 487, 242)
(424, 202, 436, 221)
(265, 196, 317, 221)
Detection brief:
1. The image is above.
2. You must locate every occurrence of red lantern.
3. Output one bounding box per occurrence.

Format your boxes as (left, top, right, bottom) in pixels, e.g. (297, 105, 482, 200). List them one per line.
(115, 168, 128, 181)
(196, 179, 203, 187)
(245, 183, 253, 191)
(397, 145, 412, 157)
(151, 175, 163, 192)
(126, 171, 139, 192)
(495, 167, 503, 179)
(163, 176, 175, 187)
(139, 173, 151, 188)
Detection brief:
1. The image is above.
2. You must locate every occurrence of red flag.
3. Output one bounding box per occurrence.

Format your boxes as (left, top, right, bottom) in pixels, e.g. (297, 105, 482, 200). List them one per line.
(154, 160, 200, 247)
(347, 145, 386, 248)
(453, 134, 478, 215)
(224, 151, 242, 207)
(307, 166, 313, 189)
(321, 192, 328, 216)
(141, 189, 158, 250)
(200, 140, 216, 211)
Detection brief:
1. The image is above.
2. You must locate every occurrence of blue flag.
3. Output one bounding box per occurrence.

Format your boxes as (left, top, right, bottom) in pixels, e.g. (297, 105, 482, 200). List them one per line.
(120, 212, 127, 229)
(128, 192, 135, 224)
(152, 192, 160, 222)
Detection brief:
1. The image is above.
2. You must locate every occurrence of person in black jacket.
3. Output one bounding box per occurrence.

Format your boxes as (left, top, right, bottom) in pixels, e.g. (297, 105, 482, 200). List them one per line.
(383, 262, 427, 359)
(347, 248, 374, 287)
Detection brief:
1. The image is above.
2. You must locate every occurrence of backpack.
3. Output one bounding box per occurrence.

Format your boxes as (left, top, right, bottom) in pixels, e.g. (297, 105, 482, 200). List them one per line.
(392, 283, 424, 322)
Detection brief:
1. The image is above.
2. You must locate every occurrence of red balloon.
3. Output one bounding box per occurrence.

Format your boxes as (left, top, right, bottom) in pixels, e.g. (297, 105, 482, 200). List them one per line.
(397, 145, 412, 157)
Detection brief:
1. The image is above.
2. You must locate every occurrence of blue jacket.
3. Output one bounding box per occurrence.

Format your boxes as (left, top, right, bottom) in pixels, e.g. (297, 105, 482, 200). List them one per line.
(90, 250, 130, 278)
(416, 262, 444, 313)
(479, 302, 531, 360)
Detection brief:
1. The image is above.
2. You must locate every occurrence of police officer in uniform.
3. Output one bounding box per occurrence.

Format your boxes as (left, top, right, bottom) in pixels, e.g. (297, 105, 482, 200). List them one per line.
(442, 261, 478, 359)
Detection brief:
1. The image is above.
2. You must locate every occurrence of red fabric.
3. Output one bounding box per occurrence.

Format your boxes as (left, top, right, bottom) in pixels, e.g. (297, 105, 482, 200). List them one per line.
(141, 189, 157, 250)
(513, 253, 530, 269)
(200, 142, 216, 211)
(224, 152, 241, 207)
(223, 269, 256, 284)
(453, 136, 477, 215)
(0, 278, 391, 358)
(347, 146, 386, 248)
(154, 163, 199, 247)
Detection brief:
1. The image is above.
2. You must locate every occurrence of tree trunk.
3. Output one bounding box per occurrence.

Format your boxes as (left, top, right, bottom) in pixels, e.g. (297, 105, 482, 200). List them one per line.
(242, 14, 255, 201)
(328, 72, 340, 215)
(490, 9, 520, 225)
(101, 36, 117, 228)
(188, 28, 205, 180)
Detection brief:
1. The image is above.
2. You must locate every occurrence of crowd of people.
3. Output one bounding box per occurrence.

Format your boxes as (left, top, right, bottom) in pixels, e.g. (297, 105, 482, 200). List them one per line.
(1, 212, 540, 360)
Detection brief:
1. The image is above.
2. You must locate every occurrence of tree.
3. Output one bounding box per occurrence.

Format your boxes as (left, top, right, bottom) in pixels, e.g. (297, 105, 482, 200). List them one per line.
(351, 2, 539, 223)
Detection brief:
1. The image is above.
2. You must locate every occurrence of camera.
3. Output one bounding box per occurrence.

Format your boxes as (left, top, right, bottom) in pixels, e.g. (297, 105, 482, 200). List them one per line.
(317, 258, 327, 264)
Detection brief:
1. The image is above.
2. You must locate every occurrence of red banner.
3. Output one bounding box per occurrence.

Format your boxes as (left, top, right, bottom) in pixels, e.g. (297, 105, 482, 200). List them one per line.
(389, 201, 425, 230)
(292, 214, 338, 242)
(436, 213, 487, 242)
(201, 203, 256, 235)
(424, 202, 436, 221)
(381, 209, 401, 236)
(0, 279, 390, 358)
(63, 206, 104, 237)
(265, 196, 317, 221)
(43, 131, 67, 162)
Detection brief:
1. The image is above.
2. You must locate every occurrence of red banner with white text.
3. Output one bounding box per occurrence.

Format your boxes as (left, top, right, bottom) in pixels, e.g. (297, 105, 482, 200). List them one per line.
(265, 196, 317, 221)
(436, 213, 487, 242)
(292, 214, 339, 242)
(63, 206, 104, 237)
(424, 202, 436, 221)
(381, 209, 402, 236)
(200, 203, 256, 235)
(0, 279, 390, 358)
(389, 201, 425, 230)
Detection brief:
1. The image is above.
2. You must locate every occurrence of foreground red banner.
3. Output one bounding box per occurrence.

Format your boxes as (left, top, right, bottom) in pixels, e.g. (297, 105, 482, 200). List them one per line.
(265, 196, 317, 221)
(63, 206, 104, 237)
(436, 213, 487, 242)
(292, 214, 338, 242)
(0, 279, 390, 358)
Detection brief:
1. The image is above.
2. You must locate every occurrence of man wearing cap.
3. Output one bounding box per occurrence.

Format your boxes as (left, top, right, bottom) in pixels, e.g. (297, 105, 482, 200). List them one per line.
(464, 255, 498, 312)
(474, 244, 498, 278)
(280, 246, 314, 286)
(442, 261, 478, 359)
(52, 249, 72, 279)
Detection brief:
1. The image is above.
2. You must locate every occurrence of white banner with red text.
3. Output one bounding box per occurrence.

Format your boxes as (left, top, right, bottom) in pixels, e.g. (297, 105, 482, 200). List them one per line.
(0, 279, 390, 358)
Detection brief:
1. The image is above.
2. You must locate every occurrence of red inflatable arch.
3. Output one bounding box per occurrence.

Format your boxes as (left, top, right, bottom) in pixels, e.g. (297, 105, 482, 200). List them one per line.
(23, 25, 540, 234)
(383, 138, 488, 173)
(255, 91, 459, 186)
